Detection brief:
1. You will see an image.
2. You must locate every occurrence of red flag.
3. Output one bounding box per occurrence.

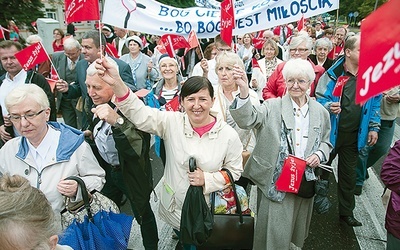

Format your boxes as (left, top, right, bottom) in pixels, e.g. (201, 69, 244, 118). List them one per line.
(45, 78, 57, 93)
(156, 44, 167, 54)
(14, 42, 50, 71)
(160, 34, 190, 58)
(141, 36, 148, 48)
(252, 37, 264, 50)
(357, 0, 400, 104)
(0, 25, 5, 40)
(165, 96, 180, 111)
(252, 58, 260, 69)
(187, 30, 200, 49)
(105, 43, 119, 58)
(220, 0, 235, 46)
(275, 155, 307, 194)
(333, 76, 350, 97)
(50, 65, 59, 80)
(297, 14, 305, 31)
(64, 0, 100, 24)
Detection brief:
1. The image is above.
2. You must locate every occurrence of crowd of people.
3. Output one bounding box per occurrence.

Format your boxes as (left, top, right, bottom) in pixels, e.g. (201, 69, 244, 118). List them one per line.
(0, 15, 399, 250)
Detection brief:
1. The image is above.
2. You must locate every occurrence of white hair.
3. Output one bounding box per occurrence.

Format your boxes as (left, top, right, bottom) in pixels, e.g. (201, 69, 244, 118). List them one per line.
(86, 57, 119, 77)
(282, 58, 316, 83)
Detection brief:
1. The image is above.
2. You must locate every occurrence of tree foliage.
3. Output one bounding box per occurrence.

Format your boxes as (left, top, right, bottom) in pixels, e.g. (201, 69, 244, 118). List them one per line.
(0, 0, 44, 30)
(156, 0, 196, 8)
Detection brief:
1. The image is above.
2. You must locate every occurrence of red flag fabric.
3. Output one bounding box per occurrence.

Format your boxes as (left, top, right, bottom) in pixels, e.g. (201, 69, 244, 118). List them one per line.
(275, 155, 307, 194)
(45, 78, 57, 93)
(14, 42, 50, 71)
(252, 37, 264, 50)
(187, 30, 200, 49)
(141, 36, 148, 48)
(156, 44, 167, 54)
(297, 14, 305, 31)
(64, 0, 100, 24)
(252, 58, 260, 69)
(332, 76, 350, 97)
(0, 25, 5, 40)
(165, 96, 180, 111)
(160, 34, 190, 58)
(50, 65, 59, 80)
(356, 0, 400, 104)
(105, 43, 119, 58)
(220, 0, 235, 46)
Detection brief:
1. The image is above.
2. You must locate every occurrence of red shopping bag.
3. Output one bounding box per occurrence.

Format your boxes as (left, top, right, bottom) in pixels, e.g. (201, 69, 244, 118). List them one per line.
(275, 155, 307, 193)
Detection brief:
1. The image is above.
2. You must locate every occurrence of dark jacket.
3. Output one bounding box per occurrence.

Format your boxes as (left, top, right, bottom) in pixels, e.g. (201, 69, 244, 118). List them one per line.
(381, 140, 400, 240)
(85, 102, 153, 224)
(0, 70, 57, 124)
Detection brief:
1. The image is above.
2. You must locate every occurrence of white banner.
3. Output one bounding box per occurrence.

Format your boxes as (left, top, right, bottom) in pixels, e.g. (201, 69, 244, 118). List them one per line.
(102, 0, 339, 38)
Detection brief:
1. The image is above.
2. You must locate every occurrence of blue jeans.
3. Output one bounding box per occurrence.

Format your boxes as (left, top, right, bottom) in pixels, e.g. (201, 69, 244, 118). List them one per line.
(356, 119, 396, 186)
(173, 229, 197, 250)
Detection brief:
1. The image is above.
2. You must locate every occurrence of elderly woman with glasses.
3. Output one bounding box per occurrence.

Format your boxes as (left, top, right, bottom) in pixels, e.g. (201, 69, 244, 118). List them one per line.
(262, 35, 325, 100)
(251, 38, 283, 102)
(0, 84, 105, 219)
(230, 58, 332, 249)
(309, 37, 333, 71)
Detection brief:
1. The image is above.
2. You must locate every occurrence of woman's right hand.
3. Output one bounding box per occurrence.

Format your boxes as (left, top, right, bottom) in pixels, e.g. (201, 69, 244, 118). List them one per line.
(233, 64, 249, 98)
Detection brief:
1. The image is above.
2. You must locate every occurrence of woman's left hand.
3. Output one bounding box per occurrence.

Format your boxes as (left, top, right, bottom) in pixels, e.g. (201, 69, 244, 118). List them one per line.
(305, 154, 320, 168)
(188, 168, 205, 186)
(57, 179, 78, 197)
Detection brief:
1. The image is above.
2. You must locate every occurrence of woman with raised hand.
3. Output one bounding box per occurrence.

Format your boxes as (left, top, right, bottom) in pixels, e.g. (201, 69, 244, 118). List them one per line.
(230, 58, 332, 249)
(92, 57, 243, 250)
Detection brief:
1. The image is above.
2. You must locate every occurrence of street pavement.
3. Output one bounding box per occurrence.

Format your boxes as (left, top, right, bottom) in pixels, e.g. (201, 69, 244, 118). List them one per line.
(124, 123, 400, 250)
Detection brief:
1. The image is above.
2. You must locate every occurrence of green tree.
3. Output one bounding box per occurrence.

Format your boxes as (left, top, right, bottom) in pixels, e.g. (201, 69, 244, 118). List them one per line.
(0, 0, 44, 31)
(157, 0, 196, 8)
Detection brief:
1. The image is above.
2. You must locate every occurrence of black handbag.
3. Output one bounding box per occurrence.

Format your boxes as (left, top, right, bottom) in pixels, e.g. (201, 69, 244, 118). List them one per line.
(199, 168, 254, 249)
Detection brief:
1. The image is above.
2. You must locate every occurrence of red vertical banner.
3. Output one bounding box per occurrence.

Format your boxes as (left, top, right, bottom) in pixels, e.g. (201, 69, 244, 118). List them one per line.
(356, 0, 400, 104)
(0, 25, 5, 40)
(64, 0, 100, 24)
(14, 42, 50, 71)
(220, 0, 235, 46)
(297, 14, 305, 31)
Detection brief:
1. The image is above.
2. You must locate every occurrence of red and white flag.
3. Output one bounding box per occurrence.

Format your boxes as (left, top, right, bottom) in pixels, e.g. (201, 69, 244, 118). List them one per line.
(160, 34, 190, 58)
(14, 42, 50, 71)
(64, 0, 100, 24)
(252, 58, 260, 69)
(332, 76, 349, 97)
(105, 43, 119, 58)
(184, 30, 200, 55)
(252, 37, 264, 50)
(50, 65, 59, 80)
(276, 155, 307, 194)
(220, 0, 235, 46)
(165, 96, 180, 111)
(357, 0, 400, 104)
(297, 14, 305, 31)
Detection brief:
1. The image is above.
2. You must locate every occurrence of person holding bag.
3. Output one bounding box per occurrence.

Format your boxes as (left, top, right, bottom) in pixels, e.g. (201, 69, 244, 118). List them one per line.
(92, 57, 243, 250)
(230, 58, 332, 249)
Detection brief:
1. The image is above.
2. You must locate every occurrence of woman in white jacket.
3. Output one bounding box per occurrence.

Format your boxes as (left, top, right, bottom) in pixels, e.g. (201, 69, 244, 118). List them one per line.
(0, 85, 105, 217)
(92, 57, 244, 249)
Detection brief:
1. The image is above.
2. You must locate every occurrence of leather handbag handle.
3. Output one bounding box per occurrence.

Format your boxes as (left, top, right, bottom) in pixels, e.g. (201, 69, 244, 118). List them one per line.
(189, 157, 196, 172)
(211, 168, 244, 224)
(64, 176, 93, 221)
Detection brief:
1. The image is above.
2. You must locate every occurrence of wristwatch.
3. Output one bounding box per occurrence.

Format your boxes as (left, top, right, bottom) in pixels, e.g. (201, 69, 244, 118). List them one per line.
(114, 116, 124, 128)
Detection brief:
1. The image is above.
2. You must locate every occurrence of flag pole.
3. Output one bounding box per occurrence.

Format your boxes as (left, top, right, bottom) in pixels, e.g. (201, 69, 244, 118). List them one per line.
(98, 21, 104, 59)
(41, 41, 60, 79)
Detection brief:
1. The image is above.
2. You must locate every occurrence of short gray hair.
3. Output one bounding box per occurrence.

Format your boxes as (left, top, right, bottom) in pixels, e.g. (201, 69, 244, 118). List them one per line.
(63, 37, 81, 51)
(289, 35, 313, 51)
(314, 37, 333, 51)
(86, 57, 119, 77)
(282, 58, 316, 83)
(5, 84, 49, 112)
(25, 35, 42, 45)
(215, 51, 245, 74)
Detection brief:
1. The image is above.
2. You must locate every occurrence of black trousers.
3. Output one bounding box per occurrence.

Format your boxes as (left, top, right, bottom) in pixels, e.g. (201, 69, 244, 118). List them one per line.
(322, 130, 358, 216)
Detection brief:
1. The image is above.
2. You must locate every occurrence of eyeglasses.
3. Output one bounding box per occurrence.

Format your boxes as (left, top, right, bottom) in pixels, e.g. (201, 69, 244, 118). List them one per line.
(286, 79, 309, 86)
(289, 48, 308, 53)
(9, 109, 45, 123)
(216, 47, 232, 52)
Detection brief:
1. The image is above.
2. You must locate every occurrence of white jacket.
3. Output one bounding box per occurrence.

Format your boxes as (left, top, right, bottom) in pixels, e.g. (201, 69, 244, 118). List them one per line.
(116, 92, 243, 229)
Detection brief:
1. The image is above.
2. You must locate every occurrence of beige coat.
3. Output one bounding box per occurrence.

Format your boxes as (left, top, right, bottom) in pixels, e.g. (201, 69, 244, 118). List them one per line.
(116, 92, 243, 229)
